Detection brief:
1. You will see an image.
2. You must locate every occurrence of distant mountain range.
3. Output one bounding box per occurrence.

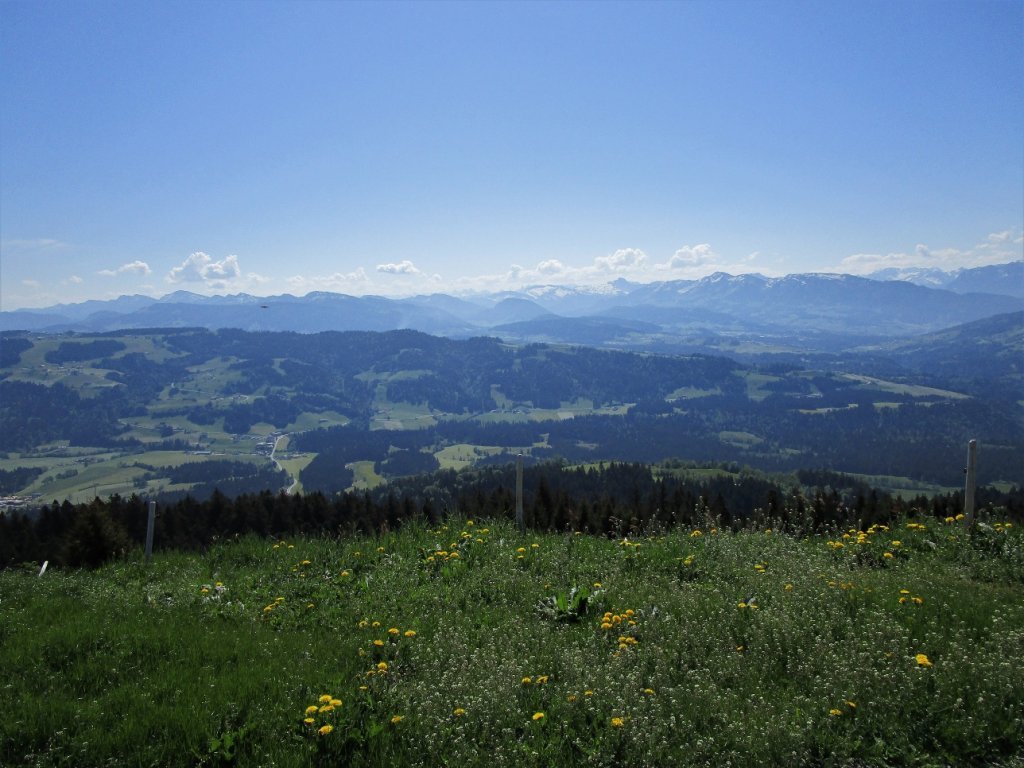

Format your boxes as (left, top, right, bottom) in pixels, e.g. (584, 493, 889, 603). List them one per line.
(3, 262, 1021, 356)
(865, 260, 1024, 298)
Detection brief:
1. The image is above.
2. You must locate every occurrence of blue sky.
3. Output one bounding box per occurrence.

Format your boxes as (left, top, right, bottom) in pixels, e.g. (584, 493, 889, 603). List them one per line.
(2, 0, 1021, 309)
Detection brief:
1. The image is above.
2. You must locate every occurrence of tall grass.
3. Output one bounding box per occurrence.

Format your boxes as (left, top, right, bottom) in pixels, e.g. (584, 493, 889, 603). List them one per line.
(1, 517, 1021, 766)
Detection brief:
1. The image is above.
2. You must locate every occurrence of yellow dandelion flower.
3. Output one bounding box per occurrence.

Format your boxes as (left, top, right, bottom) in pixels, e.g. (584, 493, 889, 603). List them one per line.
(377, 546, 385, 552)
(829, 709, 842, 716)
(521, 676, 533, 684)
(883, 552, 894, 559)
(263, 605, 274, 613)
(532, 712, 545, 721)
(610, 716, 625, 727)
(643, 688, 655, 695)
(785, 583, 794, 591)
(600, 621, 613, 630)
(404, 629, 417, 637)
(305, 705, 318, 714)
(371, 621, 381, 628)
(377, 662, 388, 671)
(318, 724, 333, 736)
(453, 708, 466, 716)
(318, 695, 332, 703)
(690, 529, 702, 537)
(516, 547, 526, 554)
(567, 694, 577, 702)
(912, 596, 924, 605)
(531, 543, 540, 549)
(612, 615, 623, 625)
(593, 581, 602, 588)
(388, 627, 400, 635)
(915, 653, 933, 667)
(899, 597, 907, 604)
(318, 704, 334, 714)
(330, 698, 342, 707)
(359, 685, 368, 691)
(391, 715, 404, 724)
(584, 690, 594, 696)
(303, 717, 315, 725)
(200, 587, 209, 594)
(738, 601, 747, 609)
(900, 589, 910, 594)
(845, 700, 857, 709)
(341, 570, 350, 577)
(373, 639, 384, 647)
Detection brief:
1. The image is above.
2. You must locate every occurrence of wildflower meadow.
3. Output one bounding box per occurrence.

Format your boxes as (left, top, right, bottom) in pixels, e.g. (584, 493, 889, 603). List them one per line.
(1, 515, 1022, 766)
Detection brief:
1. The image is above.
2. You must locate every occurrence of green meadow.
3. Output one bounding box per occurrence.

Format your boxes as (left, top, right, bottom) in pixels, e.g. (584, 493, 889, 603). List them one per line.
(1, 517, 1022, 767)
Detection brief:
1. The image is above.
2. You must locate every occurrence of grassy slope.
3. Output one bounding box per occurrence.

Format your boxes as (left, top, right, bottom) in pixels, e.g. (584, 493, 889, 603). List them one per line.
(1, 519, 1022, 767)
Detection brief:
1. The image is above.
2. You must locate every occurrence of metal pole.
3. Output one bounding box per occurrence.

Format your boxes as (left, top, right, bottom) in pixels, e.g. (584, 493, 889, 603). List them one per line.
(515, 455, 524, 532)
(145, 500, 156, 566)
(964, 440, 977, 526)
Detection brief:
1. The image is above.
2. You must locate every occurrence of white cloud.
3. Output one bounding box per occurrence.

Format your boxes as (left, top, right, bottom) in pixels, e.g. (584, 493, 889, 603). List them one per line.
(663, 243, 717, 269)
(166, 252, 241, 284)
(99, 259, 151, 277)
(595, 248, 648, 272)
(21, 279, 41, 288)
(376, 260, 421, 275)
(67, 275, 83, 284)
(1, 238, 66, 254)
(536, 259, 566, 276)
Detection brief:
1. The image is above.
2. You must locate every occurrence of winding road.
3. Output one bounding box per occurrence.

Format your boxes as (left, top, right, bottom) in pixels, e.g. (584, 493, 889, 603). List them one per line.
(269, 434, 299, 494)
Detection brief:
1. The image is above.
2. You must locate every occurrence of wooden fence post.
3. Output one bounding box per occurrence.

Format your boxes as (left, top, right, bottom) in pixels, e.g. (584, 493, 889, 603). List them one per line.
(145, 500, 156, 566)
(515, 455, 525, 532)
(964, 440, 977, 527)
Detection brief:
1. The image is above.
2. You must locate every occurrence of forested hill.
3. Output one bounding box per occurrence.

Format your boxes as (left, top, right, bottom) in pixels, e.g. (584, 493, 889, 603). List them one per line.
(0, 326, 1021, 504)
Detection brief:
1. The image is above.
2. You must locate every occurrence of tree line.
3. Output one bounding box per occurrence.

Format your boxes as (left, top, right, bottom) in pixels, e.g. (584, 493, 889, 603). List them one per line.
(1, 461, 1019, 569)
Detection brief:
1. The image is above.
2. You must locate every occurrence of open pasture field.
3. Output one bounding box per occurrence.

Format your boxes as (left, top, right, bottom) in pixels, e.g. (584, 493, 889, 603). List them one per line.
(1, 517, 1021, 767)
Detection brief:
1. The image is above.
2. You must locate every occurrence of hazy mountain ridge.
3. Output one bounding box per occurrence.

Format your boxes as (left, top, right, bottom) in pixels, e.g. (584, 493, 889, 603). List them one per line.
(3, 264, 1021, 357)
(865, 261, 1024, 298)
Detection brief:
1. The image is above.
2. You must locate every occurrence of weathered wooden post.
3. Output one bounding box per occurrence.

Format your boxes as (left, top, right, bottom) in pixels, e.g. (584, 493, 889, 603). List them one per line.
(515, 455, 525, 532)
(963, 440, 977, 526)
(145, 500, 156, 566)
